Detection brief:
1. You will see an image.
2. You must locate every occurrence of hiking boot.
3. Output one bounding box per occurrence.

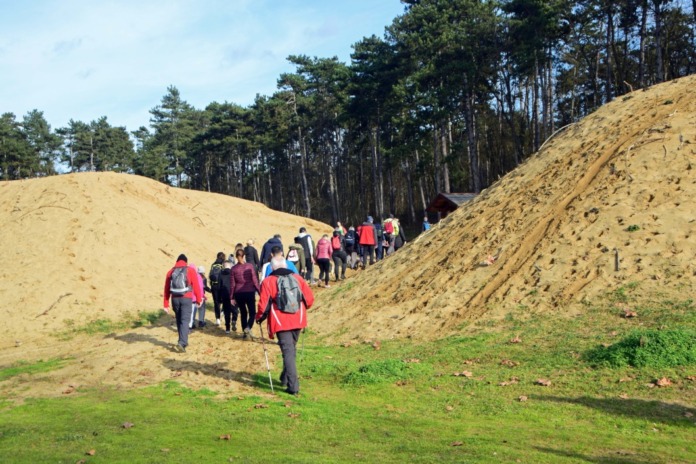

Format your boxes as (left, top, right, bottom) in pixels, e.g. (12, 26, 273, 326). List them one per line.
(232, 323, 237, 332)
(243, 327, 250, 335)
(216, 318, 221, 326)
(174, 344, 186, 353)
(225, 330, 230, 334)
(284, 388, 299, 396)
(198, 321, 206, 328)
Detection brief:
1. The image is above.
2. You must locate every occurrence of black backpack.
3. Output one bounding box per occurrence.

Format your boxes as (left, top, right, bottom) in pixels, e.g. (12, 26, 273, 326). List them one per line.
(276, 275, 303, 314)
(209, 263, 223, 286)
(345, 230, 356, 246)
(170, 266, 190, 296)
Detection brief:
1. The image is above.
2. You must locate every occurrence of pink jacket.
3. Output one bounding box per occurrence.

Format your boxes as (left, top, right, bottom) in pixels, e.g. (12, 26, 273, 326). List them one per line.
(315, 238, 332, 260)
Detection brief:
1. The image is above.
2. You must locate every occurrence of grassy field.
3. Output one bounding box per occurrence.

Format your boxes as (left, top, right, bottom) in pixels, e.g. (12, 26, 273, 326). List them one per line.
(1, 289, 694, 463)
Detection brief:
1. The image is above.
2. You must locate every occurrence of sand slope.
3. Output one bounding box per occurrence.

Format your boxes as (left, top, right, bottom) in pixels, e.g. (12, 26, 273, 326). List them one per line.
(312, 76, 696, 341)
(0, 172, 332, 341)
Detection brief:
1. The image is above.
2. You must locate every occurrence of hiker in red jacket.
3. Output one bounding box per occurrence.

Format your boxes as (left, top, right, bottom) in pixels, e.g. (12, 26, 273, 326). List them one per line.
(163, 254, 203, 353)
(357, 215, 377, 268)
(256, 257, 315, 395)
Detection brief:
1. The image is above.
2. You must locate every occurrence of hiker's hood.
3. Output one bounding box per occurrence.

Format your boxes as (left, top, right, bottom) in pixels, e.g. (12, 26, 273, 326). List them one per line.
(298, 232, 309, 238)
(175, 259, 188, 267)
(270, 268, 294, 276)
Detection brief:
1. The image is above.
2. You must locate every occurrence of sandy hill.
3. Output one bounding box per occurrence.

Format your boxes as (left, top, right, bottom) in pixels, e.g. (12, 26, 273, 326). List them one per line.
(312, 76, 696, 341)
(0, 172, 332, 343)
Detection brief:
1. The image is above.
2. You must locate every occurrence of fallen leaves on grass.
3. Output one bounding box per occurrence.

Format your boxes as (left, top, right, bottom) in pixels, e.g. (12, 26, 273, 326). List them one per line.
(684, 412, 694, 418)
(62, 386, 75, 395)
(254, 403, 268, 409)
(450, 441, 464, 447)
(619, 394, 629, 399)
(453, 371, 473, 378)
(462, 359, 478, 365)
(403, 358, 421, 363)
(500, 359, 519, 367)
(445, 405, 454, 412)
(518, 396, 528, 402)
(535, 379, 552, 387)
(655, 377, 672, 387)
(619, 305, 637, 318)
(122, 422, 135, 429)
(498, 377, 520, 387)
(372, 340, 382, 351)
(395, 380, 408, 386)
(219, 434, 231, 440)
(342, 342, 353, 348)
(171, 371, 182, 378)
(86, 449, 96, 456)
(686, 375, 696, 382)
(509, 335, 522, 344)
(287, 413, 300, 419)
(618, 377, 634, 383)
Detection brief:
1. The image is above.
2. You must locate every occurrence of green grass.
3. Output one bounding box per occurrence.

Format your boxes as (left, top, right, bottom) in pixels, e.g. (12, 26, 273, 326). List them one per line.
(1, 293, 695, 463)
(586, 329, 696, 368)
(0, 359, 67, 382)
(59, 310, 166, 339)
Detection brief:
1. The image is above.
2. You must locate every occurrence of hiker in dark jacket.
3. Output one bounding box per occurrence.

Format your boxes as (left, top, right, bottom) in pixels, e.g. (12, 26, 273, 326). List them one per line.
(244, 239, 261, 274)
(297, 227, 315, 283)
(219, 260, 239, 334)
(163, 254, 203, 353)
(230, 248, 261, 339)
(331, 230, 347, 281)
(209, 252, 225, 327)
(260, 234, 283, 264)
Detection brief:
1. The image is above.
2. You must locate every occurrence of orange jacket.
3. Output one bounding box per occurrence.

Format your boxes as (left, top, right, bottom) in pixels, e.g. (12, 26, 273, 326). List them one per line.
(256, 269, 314, 339)
(163, 259, 203, 308)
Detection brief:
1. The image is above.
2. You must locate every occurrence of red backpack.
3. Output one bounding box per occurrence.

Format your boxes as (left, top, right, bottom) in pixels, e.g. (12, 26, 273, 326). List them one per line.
(331, 235, 342, 251)
(384, 220, 394, 234)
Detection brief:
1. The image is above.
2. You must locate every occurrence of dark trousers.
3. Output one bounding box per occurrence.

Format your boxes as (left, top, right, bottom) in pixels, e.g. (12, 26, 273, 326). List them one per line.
(361, 245, 375, 267)
(221, 295, 238, 331)
(172, 297, 192, 348)
(317, 258, 331, 284)
(304, 258, 314, 283)
(211, 285, 223, 319)
(332, 251, 347, 280)
(235, 292, 256, 331)
(277, 329, 301, 393)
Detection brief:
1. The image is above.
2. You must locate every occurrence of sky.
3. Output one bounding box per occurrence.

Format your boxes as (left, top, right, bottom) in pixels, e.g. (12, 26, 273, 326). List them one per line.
(0, 0, 405, 132)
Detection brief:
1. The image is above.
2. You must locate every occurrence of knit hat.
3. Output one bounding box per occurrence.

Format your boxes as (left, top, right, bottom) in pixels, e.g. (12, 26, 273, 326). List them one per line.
(177, 254, 188, 262)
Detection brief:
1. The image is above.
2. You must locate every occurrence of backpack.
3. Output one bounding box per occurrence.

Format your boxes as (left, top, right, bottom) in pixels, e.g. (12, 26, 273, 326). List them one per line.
(331, 235, 341, 251)
(345, 230, 356, 246)
(276, 275, 303, 314)
(384, 220, 394, 235)
(209, 263, 223, 286)
(287, 248, 299, 263)
(170, 266, 190, 296)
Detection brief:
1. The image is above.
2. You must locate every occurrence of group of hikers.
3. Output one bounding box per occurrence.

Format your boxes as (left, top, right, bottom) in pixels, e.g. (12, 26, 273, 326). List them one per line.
(162, 214, 422, 396)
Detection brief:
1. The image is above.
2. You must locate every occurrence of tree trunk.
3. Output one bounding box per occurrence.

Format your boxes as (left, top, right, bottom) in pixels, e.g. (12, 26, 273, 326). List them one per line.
(639, 0, 649, 87)
(415, 149, 427, 212)
(464, 85, 481, 193)
(605, 5, 614, 102)
(653, 0, 665, 82)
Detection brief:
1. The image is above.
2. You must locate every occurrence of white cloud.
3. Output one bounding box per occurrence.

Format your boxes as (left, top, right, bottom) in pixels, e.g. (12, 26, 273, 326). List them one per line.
(0, 0, 404, 131)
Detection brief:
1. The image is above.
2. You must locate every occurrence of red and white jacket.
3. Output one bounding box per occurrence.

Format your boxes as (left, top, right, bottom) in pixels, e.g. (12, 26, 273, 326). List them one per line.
(256, 269, 314, 339)
(163, 259, 203, 309)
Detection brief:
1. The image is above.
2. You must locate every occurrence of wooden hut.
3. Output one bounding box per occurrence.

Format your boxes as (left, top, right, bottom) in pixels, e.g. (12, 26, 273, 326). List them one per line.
(426, 192, 477, 218)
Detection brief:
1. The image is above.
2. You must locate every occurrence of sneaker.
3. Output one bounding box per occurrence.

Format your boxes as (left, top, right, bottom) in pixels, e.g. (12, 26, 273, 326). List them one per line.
(225, 330, 230, 334)
(232, 323, 237, 332)
(324, 284, 331, 288)
(284, 388, 299, 396)
(216, 318, 221, 326)
(243, 327, 250, 335)
(174, 344, 186, 353)
(198, 321, 206, 328)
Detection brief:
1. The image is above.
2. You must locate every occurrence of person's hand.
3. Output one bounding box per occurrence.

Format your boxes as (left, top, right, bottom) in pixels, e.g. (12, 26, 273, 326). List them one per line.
(163, 307, 170, 315)
(231, 299, 236, 306)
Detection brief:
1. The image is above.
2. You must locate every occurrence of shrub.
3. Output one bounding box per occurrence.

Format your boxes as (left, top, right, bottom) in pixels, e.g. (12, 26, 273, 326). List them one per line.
(585, 329, 696, 368)
(342, 359, 426, 386)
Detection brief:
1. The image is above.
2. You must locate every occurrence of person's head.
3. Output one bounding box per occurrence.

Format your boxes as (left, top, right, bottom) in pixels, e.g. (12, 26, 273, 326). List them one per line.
(235, 248, 245, 263)
(333, 230, 339, 237)
(247, 239, 254, 246)
(322, 234, 329, 239)
(197, 265, 205, 274)
(271, 256, 287, 271)
(336, 221, 342, 227)
(294, 236, 301, 244)
(273, 234, 281, 240)
(299, 227, 307, 233)
(424, 216, 429, 222)
(235, 243, 243, 250)
(389, 213, 394, 219)
(223, 260, 233, 269)
(177, 254, 188, 263)
(367, 215, 373, 223)
(349, 226, 355, 231)
(216, 251, 225, 260)
(271, 245, 284, 257)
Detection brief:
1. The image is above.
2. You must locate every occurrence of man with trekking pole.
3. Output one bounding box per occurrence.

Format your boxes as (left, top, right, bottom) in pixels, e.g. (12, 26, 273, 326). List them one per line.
(256, 256, 314, 396)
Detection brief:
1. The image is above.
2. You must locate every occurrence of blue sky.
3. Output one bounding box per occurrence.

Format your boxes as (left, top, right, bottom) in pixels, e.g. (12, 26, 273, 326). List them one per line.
(0, 0, 405, 132)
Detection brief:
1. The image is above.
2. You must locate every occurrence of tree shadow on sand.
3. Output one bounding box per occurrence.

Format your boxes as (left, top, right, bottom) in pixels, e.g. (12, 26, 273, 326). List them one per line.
(536, 395, 695, 427)
(106, 332, 171, 349)
(534, 446, 661, 464)
(161, 358, 259, 388)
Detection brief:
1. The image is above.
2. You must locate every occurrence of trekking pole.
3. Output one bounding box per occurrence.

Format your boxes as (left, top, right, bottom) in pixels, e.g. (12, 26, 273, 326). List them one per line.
(258, 324, 275, 393)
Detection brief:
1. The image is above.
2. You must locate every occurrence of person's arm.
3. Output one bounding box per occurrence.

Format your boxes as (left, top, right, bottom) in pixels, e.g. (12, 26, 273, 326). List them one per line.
(251, 264, 260, 294)
(298, 276, 315, 309)
(229, 268, 238, 302)
(163, 270, 172, 312)
(190, 268, 203, 305)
